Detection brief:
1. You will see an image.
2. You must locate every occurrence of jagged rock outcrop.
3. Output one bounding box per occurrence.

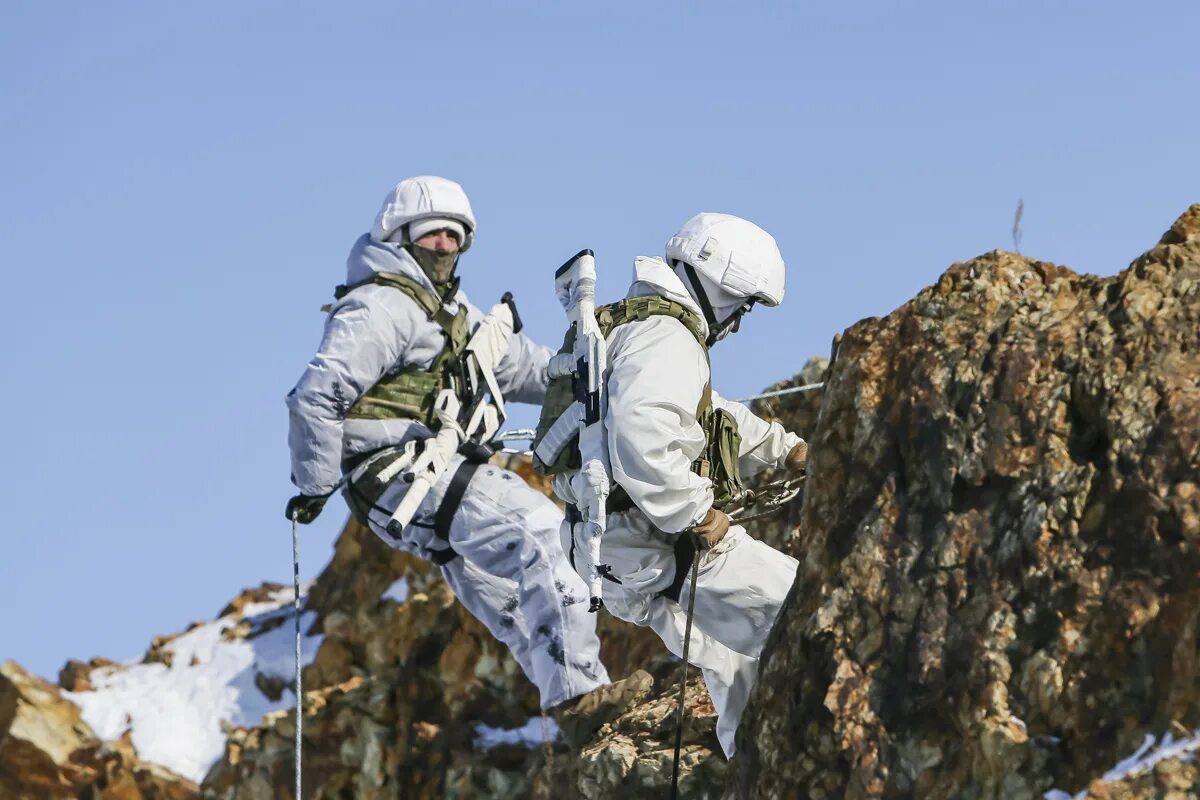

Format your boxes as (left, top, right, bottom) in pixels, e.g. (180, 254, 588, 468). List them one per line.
(735, 206, 1200, 799)
(3, 208, 1196, 799)
(0, 661, 198, 799)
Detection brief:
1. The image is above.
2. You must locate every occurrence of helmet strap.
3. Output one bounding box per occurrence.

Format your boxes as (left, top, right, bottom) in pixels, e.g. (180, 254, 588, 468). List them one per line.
(680, 261, 734, 347)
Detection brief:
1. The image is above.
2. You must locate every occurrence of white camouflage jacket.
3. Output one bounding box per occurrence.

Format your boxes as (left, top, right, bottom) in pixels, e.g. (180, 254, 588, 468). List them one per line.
(287, 234, 554, 496)
(554, 256, 804, 533)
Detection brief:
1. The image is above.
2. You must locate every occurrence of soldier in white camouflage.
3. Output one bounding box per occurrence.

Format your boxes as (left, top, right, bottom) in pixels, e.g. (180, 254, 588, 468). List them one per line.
(286, 176, 610, 712)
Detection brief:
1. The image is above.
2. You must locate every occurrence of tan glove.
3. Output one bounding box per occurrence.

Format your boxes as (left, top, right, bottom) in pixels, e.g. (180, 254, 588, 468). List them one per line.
(785, 440, 808, 473)
(693, 507, 731, 549)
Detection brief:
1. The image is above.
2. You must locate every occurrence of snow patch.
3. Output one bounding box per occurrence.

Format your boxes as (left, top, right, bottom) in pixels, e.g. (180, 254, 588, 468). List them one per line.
(474, 716, 559, 749)
(383, 577, 409, 604)
(65, 586, 322, 784)
(1044, 728, 1200, 800)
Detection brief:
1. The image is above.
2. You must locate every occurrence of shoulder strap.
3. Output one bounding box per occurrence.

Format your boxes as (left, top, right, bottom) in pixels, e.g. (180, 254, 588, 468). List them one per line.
(329, 272, 469, 358)
(334, 272, 441, 315)
(600, 295, 712, 418)
(598, 295, 708, 350)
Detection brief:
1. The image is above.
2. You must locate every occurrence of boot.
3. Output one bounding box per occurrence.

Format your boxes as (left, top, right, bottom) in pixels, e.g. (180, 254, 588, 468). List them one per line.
(551, 669, 654, 748)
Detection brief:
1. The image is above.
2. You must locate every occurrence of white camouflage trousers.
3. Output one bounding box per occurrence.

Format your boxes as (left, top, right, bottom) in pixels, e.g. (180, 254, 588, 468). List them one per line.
(354, 453, 610, 709)
(563, 508, 798, 756)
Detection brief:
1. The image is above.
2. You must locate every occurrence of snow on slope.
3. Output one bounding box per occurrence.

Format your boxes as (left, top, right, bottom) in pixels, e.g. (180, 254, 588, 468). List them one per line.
(475, 716, 559, 748)
(1044, 729, 1200, 800)
(65, 587, 322, 784)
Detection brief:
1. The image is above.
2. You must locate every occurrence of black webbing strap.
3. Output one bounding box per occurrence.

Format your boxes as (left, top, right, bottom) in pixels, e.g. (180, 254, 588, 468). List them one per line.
(565, 504, 583, 572)
(428, 546, 459, 566)
(658, 533, 697, 603)
(434, 455, 484, 563)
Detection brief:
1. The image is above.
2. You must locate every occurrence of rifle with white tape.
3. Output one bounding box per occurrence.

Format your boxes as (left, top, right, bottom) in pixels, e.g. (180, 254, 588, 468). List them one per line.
(541, 250, 612, 611)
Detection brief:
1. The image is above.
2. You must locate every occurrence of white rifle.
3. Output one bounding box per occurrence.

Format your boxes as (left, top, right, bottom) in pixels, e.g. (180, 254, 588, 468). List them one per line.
(540, 249, 612, 611)
(384, 294, 521, 537)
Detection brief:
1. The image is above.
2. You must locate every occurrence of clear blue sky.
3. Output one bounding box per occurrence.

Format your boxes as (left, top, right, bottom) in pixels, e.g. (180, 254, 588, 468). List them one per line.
(2, 1, 1196, 679)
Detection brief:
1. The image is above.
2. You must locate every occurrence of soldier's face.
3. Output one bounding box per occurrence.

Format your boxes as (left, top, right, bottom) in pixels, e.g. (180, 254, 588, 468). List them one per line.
(414, 229, 462, 254)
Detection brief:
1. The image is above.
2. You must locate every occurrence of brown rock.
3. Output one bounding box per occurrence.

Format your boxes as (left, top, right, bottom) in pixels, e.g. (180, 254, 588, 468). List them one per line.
(0, 660, 198, 799)
(734, 206, 1200, 799)
(57, 659, 94, 692)
(0, 660, 96, 798)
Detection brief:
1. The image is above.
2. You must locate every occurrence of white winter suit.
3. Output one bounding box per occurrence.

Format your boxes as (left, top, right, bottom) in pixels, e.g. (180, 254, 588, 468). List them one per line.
(556, 256, 801, 755)
(288, 234, 609, 709)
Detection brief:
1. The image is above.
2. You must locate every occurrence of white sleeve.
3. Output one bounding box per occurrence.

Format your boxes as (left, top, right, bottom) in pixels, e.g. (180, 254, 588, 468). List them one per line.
(711, 390, 804, 481)
(495, 330, 554, 404)
(463, 298, 554, 405)
(606, 316, 714, 533)
(285, 293, 412, 495)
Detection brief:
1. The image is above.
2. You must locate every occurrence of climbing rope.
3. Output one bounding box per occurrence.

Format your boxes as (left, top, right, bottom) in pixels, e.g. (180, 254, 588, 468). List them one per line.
(670, 538, 702, 800)
(732, 381, 825, 403)
(291, 516, 303, 800)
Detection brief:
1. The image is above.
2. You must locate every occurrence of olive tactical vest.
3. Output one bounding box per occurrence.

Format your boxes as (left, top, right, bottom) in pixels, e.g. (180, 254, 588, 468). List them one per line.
(325, 273, 470, 427)
(531, 295, 745, 509)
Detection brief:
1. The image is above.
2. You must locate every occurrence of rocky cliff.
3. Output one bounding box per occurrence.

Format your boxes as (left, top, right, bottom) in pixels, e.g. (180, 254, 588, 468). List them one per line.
(736, 206, 1200, 799)
(2, 207, 1196, 799)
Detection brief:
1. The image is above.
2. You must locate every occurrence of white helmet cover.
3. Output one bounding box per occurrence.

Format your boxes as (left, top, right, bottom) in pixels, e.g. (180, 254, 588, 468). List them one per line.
(665, 212, 785, 307)
(371, 176, 477, 252)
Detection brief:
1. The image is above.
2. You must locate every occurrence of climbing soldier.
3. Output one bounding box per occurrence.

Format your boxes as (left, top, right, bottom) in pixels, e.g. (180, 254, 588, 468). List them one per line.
(285, 176, 610, 712)
(544, 213, 808, 756)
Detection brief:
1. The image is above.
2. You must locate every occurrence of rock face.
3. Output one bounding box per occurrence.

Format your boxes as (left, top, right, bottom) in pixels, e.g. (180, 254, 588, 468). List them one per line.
(748, 356, 830, 555)
(0, 661, 198, 799)
(2, 208, 1196, 799)
(735, 206, 1200, 799)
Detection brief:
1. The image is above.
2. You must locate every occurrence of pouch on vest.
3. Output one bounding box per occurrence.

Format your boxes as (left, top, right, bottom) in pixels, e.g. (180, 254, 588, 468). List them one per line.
(693, 405, 743, 509)
(323, 272, 470, 427)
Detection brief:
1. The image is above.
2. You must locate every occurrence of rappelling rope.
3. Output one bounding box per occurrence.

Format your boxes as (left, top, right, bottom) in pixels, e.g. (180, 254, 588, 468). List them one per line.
(291, 516, 303, 800)
(670, 539, 702, 799)
(493, 382, 826, 453)
(732, 381, 824, 403)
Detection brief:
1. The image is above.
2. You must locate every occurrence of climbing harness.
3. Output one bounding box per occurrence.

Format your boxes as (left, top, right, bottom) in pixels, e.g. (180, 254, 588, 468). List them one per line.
(379, 292, 520, 537)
